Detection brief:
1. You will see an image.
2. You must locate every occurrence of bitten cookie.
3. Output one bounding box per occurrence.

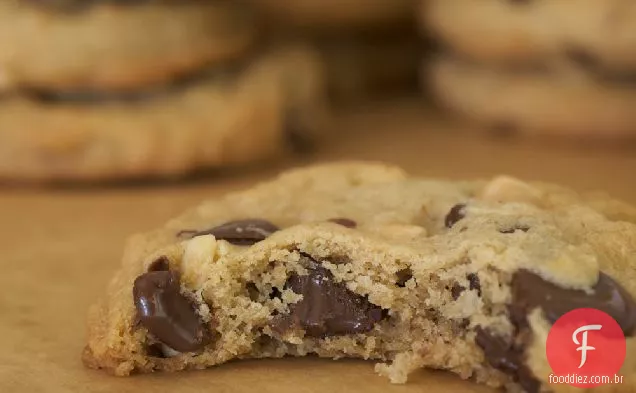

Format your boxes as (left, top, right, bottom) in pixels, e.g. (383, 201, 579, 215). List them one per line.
(83, 162, 636, 393)
(0, 1, 255, 92)
(250, 0, 414, 30)
(0, 46, 327, 182)
(422, 0, 636, 74)
(428, 57, 636, 138)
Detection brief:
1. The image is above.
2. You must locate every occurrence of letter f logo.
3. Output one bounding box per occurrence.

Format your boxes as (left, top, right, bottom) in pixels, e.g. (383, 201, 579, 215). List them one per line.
(572, 324, 602, 368)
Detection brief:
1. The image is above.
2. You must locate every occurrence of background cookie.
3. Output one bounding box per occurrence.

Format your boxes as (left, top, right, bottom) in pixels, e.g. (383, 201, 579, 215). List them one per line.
(428, 57, 636, 138)
(0, 46, 327, 182)
(0, 2, 255, 92)
(250, 0, 414, 30)
(422, 0, 636, 73)
(315, 36, 420, 102)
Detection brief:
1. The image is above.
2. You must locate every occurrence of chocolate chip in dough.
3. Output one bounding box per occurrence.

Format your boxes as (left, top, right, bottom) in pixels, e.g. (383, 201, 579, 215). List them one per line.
(273, 259, 385, 337)
(475, 327, 540, 393)
(467, 273, 482, 296)
(511, 270, 636, 336)
(476, 269, 636, 392)
(328, 218, 357, 228)
(148, 256, 170, 272)
(451, 283, 464, 300)
(445, 204, 466, 228)
(451, 273, 481, 300)
(133, 271, 210, 352)
(396, 268, 413, 287)
(178, 219, 280, 245)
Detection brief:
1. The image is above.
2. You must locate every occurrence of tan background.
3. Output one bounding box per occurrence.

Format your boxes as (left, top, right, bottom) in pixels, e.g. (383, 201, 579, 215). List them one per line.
(2, 102, 635, 392)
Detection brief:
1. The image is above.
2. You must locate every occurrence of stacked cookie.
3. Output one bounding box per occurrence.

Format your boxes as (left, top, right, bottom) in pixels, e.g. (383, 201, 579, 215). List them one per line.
(0, 1, 326, 182)
(421, 0, 636, 138)
(251, 0, 420, 103)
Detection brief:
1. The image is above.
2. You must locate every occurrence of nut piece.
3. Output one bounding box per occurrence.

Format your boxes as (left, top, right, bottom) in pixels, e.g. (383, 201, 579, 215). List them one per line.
(479, 176, 543, 206)
(181, 235, 222, 288)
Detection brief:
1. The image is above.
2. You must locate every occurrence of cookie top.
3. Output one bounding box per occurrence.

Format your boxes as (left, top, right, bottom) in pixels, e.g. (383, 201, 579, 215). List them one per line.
(0, 1, 254, 91)
(156, 163, 636, 290)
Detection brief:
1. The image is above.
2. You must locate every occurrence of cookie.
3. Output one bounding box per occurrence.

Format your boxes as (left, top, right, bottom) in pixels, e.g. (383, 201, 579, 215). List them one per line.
(83, 162, 636, 392)
(0, 2, 255, 92)
(428, 57, 636, 138)
(318, 36, 420, 102)
(250, 0, 414, 30)
(0, 46, 327, 182)
(422, 0, 636, 74)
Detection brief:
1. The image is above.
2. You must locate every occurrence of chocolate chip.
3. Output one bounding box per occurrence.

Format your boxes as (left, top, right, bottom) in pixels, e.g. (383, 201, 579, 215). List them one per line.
(328, 218, 357, 228)
(445, 204, 466, 228)
(396, 268, 413, 287)
(467, 273, 482, 296)
(451, 283, 464, 300)
(246, 283, 260, 302)
(475, 327, 540, 393)
(146, 343, 167, 358)
(511, 270, 636, 336)
(451, 274, 481, 300)
(500, 226, 530, 234)
(133, 271, 210, 352)
(273, 259, 385, 337)
(148, 256, 170, 272)
(178, 219, 279, 246)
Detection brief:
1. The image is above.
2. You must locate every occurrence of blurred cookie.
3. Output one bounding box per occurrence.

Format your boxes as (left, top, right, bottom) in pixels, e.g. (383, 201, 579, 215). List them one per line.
(250, 0, 414, 30)
(423, 0, 636, 74)
(428, 56, 636, 138)
(0, 46, 328, 182)
(319, 37, 420, 102)
(0, 1, 255, 92)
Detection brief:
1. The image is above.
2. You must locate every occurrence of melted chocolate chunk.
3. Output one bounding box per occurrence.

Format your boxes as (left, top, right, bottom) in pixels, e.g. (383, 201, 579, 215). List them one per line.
(475, 327, 540, 393)
(445, 204, 466, 228)
(147, 256, 170, 272)
(178, 219, 279, 246)
(328, 218, 357, 228)
(477, 269, 636, 392)
(396, 268, 413, 287)
(133, 271, 210, 352)
(511, 270, 636, 336)
(467, 273, 482, 296)
(274, 259, 384, 337)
